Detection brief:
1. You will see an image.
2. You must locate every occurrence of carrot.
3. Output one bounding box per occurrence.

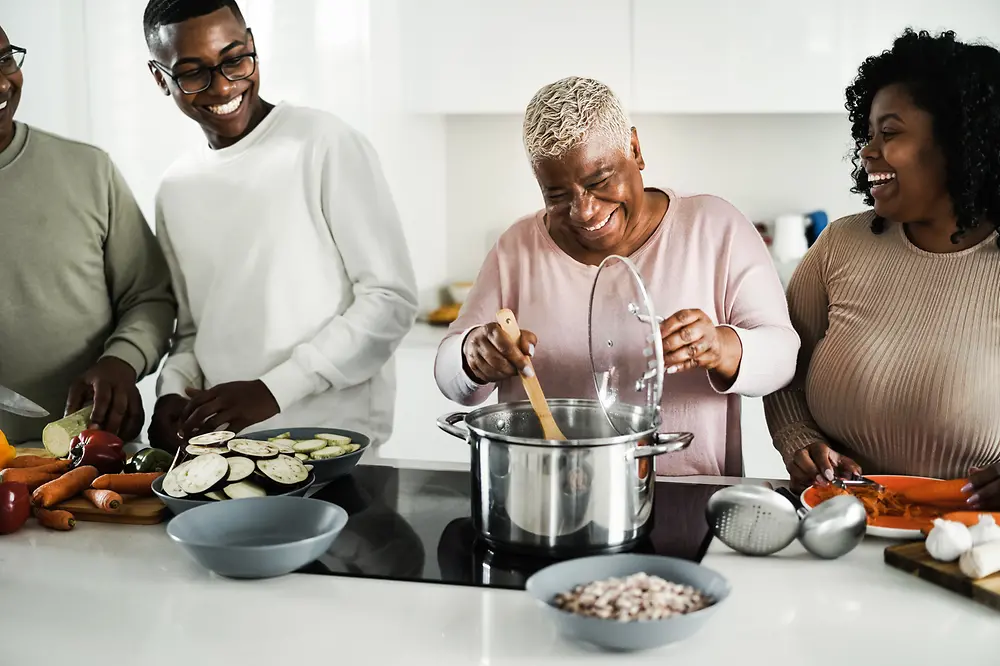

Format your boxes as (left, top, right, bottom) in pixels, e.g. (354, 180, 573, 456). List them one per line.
(34, 508, 75, 531)
(83, 488, 122, 513)
(7, 455, 61, 468)
(898, 479, 972, 509)
(91, 472, 163, 496)
(31, 465, 99, 508)
(0, 467, 61, 491)
(942, 511, 1000, 528)
(11, 460, 70, 475)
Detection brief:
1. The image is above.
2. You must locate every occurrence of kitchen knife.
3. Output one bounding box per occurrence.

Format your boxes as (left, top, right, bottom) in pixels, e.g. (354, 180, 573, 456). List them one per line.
(0, 384, 50, 418)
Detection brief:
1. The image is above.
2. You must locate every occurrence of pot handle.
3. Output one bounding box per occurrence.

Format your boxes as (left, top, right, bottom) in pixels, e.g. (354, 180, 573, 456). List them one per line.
(631, 431, 694, 458)
(436, 412, 470, 441)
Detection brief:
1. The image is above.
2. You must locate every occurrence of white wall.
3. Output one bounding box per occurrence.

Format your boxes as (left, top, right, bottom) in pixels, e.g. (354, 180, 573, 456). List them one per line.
(444, 112, 861, 281)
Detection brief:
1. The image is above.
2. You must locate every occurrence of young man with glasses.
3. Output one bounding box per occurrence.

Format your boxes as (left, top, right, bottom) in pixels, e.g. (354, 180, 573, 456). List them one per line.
(0, 24, 176, 444)
(143, 0, 418, 450)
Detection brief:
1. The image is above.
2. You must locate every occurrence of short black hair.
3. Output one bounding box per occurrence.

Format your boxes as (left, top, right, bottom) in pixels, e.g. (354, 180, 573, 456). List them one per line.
(143, 0, 245, 49)
(845, 29, 1000, 246)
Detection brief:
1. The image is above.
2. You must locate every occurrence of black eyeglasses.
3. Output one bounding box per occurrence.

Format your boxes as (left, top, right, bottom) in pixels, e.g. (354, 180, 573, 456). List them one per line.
(0, 46, 27, 77)
(150, 29, 257, 95)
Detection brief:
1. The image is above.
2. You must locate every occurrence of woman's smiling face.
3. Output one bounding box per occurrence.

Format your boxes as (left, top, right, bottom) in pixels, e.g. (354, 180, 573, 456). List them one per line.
(859, 83, 950, 225)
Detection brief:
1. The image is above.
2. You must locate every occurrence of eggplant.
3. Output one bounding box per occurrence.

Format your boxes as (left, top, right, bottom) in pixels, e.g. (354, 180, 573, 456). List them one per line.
(227, 439, 279, 458)
(161, 464, 190, 499)
(226, 456, 255, 482)
(224, 481, 267, 499)
(188, 431, 236, 446)
(257, 455, 309, 486)
(204, 490, 228, 501)
(271, 441, 296, 455)
(186, 443, 230, 456)
(176, 453, 229, 495)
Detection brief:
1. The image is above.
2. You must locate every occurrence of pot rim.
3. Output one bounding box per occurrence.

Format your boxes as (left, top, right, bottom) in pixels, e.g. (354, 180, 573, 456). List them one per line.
(448, 398, 660, 448)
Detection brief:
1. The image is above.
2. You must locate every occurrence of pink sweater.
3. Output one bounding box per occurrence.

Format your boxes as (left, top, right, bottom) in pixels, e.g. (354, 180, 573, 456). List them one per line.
(434, 189, 799, 476)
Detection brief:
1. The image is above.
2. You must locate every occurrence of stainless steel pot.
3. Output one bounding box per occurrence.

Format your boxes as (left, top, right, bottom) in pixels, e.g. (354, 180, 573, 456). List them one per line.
(437, 398, 693, 555)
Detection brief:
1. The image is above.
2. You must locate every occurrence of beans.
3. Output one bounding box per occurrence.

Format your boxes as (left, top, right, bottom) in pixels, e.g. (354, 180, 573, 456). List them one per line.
(553, 572, 711, 622)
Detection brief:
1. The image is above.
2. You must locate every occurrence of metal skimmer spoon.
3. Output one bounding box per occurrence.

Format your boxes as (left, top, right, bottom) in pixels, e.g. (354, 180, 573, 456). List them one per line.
(706, 485, 866, 559)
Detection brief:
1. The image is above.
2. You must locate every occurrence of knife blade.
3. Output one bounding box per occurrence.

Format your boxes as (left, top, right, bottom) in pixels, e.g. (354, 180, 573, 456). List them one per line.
(0, 384, 50, 418)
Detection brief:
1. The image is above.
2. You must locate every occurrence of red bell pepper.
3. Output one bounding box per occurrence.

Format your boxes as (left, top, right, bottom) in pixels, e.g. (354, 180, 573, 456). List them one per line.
(0, 482, 31, 535)
(69, 442, 125, 475)
(70, 429, 124, 454)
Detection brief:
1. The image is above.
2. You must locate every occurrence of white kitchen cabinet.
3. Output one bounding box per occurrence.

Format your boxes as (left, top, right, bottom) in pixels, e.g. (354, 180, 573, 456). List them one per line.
(397, 0, 633, 113)
(632, 0, 1000, 114)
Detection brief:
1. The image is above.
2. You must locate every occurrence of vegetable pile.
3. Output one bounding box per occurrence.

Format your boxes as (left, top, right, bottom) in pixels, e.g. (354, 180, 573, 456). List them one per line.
(160, 431, 313, 502)
(0, 425, 166, 535)
(265, 431, 362, 462)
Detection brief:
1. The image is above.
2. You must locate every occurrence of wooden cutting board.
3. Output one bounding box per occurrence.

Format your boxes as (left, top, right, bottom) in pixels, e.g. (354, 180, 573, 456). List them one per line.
(884, 541, 1000, 611)
(14, 445, 167, 525)
(54, 495, 167, 525)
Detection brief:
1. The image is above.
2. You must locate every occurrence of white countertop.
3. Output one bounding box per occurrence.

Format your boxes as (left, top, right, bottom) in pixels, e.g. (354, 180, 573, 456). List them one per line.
(5, 463, 996, 665)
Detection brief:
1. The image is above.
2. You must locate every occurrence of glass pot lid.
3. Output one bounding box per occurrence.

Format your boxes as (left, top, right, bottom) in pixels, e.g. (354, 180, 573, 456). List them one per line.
(588, 254, 664, 436)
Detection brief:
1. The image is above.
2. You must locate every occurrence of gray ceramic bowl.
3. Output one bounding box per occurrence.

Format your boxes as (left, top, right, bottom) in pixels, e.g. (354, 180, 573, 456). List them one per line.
(166, 496, 349, 579)
(525, 554, 731, 652)
(240, 427, 370, 484)
(152, 472, 315, 515)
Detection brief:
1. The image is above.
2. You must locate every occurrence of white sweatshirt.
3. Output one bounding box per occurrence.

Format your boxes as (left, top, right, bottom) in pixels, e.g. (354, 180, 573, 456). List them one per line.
(154, 103, 418, 447)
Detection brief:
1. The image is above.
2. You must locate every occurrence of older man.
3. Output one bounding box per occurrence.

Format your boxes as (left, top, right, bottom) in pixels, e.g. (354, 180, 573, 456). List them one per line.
(0, 24, 176, 443)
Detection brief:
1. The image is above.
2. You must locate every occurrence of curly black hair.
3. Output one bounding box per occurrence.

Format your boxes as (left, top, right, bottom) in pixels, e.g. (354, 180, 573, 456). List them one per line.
(143, 0, 244, 49)
(845, 29, 1000, 246)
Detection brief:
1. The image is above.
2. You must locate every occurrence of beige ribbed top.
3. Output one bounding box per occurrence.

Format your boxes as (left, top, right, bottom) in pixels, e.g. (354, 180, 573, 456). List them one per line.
(763, 211, 1000, 478)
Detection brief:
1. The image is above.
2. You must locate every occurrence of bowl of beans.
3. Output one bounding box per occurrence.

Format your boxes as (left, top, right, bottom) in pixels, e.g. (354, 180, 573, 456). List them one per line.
(525, 553, 730, 651)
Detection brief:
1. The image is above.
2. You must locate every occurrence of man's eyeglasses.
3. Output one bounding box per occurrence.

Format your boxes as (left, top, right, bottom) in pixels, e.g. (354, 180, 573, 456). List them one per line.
(0, 46, 27, 77)
(150, 29, 257, 95)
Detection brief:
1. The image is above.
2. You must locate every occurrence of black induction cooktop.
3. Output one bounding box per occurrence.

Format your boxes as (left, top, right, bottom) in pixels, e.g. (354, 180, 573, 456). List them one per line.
(299, 465, 723, 590)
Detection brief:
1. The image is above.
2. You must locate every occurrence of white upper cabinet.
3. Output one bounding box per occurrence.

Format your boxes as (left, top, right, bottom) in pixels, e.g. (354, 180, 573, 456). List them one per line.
(397, 0, 633, 113)
(632, 0, 1000, 113)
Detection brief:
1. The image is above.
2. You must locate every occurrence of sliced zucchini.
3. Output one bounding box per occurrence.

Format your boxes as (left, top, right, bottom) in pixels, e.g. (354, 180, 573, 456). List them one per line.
(223, 480, 267, 499)
(291, 439, 326, 453)
(188, 431, 236, 446)
(311, 445, 345, 460)
(257, 455, 309, 486)
(227, 439, 279, 458)
(186, 443, 230, 456)
(267, 432, 292, 441)
(177, 453, 230, 494)
(162, 464, 189, 498)
(226, 456, 255, 482)
(204, 490, 228, 501)
(346, 443, 361, 453)
(271, 441, 296, 455)
(316, 433, 352, 446)
(294, 453, 309, 462)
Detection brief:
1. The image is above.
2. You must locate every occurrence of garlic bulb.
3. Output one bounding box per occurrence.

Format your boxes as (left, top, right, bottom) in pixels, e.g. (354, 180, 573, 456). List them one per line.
(925, 518, 973, 562)
(968, 514, 1000, 547)
(959, 541, 1000, 580)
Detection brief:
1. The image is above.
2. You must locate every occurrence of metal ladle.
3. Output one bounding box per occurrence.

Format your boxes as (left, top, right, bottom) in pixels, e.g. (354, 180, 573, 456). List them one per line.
(705, 485, 866, 559)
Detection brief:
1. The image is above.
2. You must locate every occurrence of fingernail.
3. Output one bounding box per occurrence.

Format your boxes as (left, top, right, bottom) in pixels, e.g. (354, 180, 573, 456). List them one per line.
(523, 366, 535, 378)
(966, 493, 981, 505)
(666, 366, 678, 374)
(824, 469, 835, 481)
(961, 483, 974, 493)
(815, 474, 828, 487)
(527, 343, 535, 357)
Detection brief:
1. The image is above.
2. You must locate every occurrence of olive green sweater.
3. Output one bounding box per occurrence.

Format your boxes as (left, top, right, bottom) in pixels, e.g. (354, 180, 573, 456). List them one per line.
(0, 123, 176, 443)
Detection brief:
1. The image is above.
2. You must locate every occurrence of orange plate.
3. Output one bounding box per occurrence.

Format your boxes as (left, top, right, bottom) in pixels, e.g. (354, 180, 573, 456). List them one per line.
(801, 475, 943, 537)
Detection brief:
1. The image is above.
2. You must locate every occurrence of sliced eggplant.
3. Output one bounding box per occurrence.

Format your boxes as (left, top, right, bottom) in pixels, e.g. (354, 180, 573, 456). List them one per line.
(226, 456, 255, 482)
(224, 480, 267, 499)
(316, 433, 352, 446)
(177, 453, 230, 494)
(257, 455, 309, 486)
(162, 464, 189, 499)
(294, 453, 310, 462)
(204, 490, 228, 501)
(188, 431, 236, 446)
(305, 464, 314, 472)
(227, 439, 279, 458)
(291, 439, 326, 453)
(186, 443, 230, 456)
(311, 445, 345, 460)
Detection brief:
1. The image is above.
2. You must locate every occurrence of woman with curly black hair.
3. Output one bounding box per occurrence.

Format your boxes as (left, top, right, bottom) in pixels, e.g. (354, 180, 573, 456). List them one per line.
(764, 29, 1000, 507)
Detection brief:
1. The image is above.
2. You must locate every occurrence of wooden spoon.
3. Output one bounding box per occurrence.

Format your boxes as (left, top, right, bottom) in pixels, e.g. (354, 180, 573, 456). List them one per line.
(495, 309, 567, 441)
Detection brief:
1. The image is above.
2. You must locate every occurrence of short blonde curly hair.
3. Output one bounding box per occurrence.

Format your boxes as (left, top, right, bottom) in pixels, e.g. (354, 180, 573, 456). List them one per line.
(522, 76, 632, 166)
